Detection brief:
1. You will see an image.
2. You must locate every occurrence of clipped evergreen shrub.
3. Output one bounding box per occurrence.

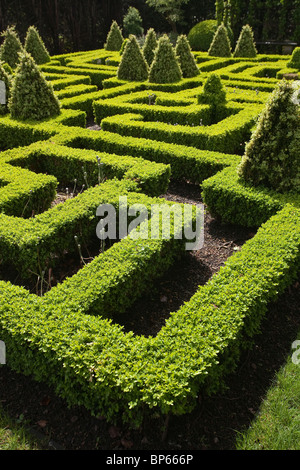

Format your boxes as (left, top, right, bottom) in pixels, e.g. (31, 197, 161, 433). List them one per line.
(117, 35, 149, 82)
(143, 28, 157, 66)
(287, 47, 300, 69)
(0, 26, 23, 69)
(0, 62, 12, 115)
(123, 6, 144, 37)
(104, 20, 124, 51)
(233, 24, 257, 58)
(175, 34, 199, 78)
(149, 35, 182, 84)
(187, 19, 218, 52)
(237, 79, 300, 193)
(9, 51, 61, 121)
(208, 23, 232, 57)
(198, 73, 227, 123)
(24, 25, 51, 64)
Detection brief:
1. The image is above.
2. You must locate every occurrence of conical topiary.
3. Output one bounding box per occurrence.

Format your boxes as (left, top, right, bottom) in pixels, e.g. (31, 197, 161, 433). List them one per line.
(0, 61, 12, 115)
(117, 35, 149, 81)
(0, 26, 24, 69)
(198, 73, 227, 123)
(208, 23, 232, 57)
(104, 20, 124, 51)
(237, 79, 300, 193)
(287, 47, 300, 69)
(142, 28, 157, 67)
(24, 25, 51, 64)
(9, 51, 61, 121)
(149, 35, 182, 84)
(175, 34, 199, 78)
(233, 24, 257, 58)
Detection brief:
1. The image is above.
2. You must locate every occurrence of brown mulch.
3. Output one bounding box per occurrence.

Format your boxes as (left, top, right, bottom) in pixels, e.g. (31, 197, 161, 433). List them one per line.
(0, 180, 299, 451)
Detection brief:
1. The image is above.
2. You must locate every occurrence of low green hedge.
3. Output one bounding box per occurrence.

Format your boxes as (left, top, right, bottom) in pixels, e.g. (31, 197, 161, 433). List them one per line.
(0, 204, 299, 425)
(60, 82, 145, 118)
(0, 178, 179, 279)
(99, 102, 263, 154)
(40, 64, 116, 88)
(0, 109, 86, 150)
(4, 141, 171, 197)
(0, 160, 57, 217)
(53, 126, 240, 183)
(202, 165, 300, 227)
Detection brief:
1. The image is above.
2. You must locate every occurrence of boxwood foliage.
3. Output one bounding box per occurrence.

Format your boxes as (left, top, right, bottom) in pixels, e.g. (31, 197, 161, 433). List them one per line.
(9, 51, 61, 121)
(238, 79, 300, 193)
(149, 35, 183, 84)
(208, 23, 232, 58)
(104, 20, 124, 51)
(187, 19, 218, 52)
(142, 28, 158, 67)
(0, 204, 299, 425)
(24, 25, 51, 65)
(287, 47, 300, 69)
(99, 102, 262, 155)
(0, 25, 24, 69)
(197, 73, 227, 123)
(233, 24, 257, 58)
(202, 165, 300, 227)
(117, 35, 149, 82)
(54, 124, 239, 184)
(175, 35, 199, 79)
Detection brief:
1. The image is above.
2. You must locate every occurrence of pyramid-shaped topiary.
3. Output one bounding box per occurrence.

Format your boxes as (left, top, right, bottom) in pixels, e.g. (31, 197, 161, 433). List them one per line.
(237, 79, 300, 193)
(287, 47, 300, 69)
(149, 34, 182, 84)
(198, 73, 227, 123)
(233, 24, 257, 58)
(142, 28, 157, 67)
(175, 34, 199, 78)
(104, 20, 124, 51)
(208, 23, 232, 57)
(0, 26, 24, 69)
(0, 61, 12, 115)
(24, 25, 51, 64)
(117, 35, 149, 81)
(9, 51, 61, 121)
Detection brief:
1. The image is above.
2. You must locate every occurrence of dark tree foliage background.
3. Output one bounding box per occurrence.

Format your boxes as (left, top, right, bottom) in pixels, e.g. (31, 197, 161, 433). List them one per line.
(0, 0, 299, 55)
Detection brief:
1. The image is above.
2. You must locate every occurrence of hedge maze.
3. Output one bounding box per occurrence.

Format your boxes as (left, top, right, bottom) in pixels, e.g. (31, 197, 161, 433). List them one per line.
(0, 44, 300, 427)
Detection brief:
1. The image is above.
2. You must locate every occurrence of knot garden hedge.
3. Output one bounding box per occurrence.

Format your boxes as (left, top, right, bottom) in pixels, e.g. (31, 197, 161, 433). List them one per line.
(0, 45, 300, 426)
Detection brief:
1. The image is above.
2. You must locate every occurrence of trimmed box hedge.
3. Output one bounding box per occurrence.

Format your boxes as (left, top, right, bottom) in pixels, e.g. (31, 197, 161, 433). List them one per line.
(0, 204, 299, 425)
(0, 46, 299, 429)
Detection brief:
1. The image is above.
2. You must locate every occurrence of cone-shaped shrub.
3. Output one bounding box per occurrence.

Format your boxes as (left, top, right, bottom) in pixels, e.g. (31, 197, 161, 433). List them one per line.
(198, 73, 227, 123)
(104, 20, 124, 51)
(0, 26, 23, 69)
(208, 23, 232, 57)
(143, 28, 157, 66)
(24, 25, 51, 64)
(175, 34, 199, 78)
(287, 47, 300, 69)
(233, 24, 257, 58)
(117, 35, 149, 81)
(9, 51, 61, 121)
(0, 62, 12, 115)
(237, 80, 300, 193)
(149, 35, 182, 84)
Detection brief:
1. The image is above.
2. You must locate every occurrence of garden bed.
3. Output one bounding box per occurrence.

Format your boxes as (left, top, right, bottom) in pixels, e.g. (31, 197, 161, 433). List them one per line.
(0, 179, 298, 450)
